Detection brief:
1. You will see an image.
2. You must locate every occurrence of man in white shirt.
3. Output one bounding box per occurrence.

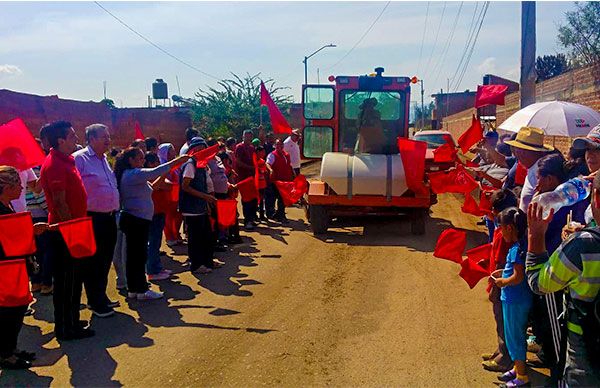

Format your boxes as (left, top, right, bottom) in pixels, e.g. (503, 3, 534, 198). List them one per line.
(11, 168, 38, 212)
(504, 127, 554, 212)
(283, 129, 302, 176)
(179, 127, 199, 156)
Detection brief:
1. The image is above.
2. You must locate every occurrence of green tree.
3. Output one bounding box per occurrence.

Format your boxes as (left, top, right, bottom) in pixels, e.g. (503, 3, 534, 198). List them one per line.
(189, 73, 293, 139)
(413, 101, 434, 129)
(101, 98, 116, 108)
(557, 2, 600, 67)
(535, 54, 570, 81)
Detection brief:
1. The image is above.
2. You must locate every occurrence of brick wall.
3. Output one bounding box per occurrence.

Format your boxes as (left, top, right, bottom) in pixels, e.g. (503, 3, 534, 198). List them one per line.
(441, 63, 600, 155)
(0, 89, 192, 149)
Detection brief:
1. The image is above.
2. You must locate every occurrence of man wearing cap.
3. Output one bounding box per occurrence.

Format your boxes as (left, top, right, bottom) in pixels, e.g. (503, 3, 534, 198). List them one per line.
(572, 124, 600, 225)
(505, 127, 554, 212)
(180, 137, 218, 274)
(284, 129, 302, 176)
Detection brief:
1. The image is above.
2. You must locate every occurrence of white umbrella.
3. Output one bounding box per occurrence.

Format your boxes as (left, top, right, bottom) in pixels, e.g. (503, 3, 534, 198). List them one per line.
(498, 101, 600, 137)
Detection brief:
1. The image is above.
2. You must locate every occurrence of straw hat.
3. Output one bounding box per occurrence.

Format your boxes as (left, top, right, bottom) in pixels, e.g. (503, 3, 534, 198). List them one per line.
(504, 126, 554, 152)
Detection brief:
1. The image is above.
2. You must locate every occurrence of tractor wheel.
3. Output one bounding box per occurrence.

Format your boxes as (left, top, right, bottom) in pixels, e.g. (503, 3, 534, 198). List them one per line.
(309, 205, 329, 235)
(411, 209, 427, 235)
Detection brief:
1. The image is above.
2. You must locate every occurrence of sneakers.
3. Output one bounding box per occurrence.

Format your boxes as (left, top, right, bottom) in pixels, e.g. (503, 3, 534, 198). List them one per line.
(136, 290, 164, 300)
(148, 271, 170, 281)
(91, 306, 115, 318)
(192, 265, 212, 274)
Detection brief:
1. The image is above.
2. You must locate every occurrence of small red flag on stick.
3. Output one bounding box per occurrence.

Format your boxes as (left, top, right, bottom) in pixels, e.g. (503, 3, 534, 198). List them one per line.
(433, 228, 467, 264)
(459, 257, 490, 289)
(134, 121, 145, 140)
(236, 177, 259, 202)
(260, 82, 292, 134)
(433, 142, 457, 163)
(428, 164, 479, 194)
(57, 217, 97, 258)
(274, 175, 309, 207)
(0, 259, 33, 307)
(457, 115, 483, 153)
(475, 84, 509, 108)
(216, 200, 238, 228)
(397, 138, 428, 195)
(0, 118, 46, 171)
(189, 144, 219, 168)
(0, 212, 36, 257)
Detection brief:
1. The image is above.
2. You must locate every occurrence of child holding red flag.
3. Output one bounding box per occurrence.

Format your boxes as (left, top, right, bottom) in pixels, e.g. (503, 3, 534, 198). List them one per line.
(494, 207, 532, 388)
(255, 146, 269, 222)
(0, 165, 48, 369)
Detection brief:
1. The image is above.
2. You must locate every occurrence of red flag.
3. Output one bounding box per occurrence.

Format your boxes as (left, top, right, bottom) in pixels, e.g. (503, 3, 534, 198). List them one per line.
(216, 200, 238, 228)
(0, 212, 36, 257)
(236, 177, 259, 202)
(479, 187, 494, 216)
(457, 115, 483, 153)
(260, 82, 292, 134)
(465, 160, 479, 167)
(0, 259, 33, 307)
(428, 164, 479, 194)
(515, 162, 527, 186)
(433, 142, 457, 163)
(461, 193, 486, 217)
(433, 228, 467, 264)
(466, 243, 492, 262)
(57, 217, 97, 258)
(188, 144, 219, 168)
(475, 84, 509, 108)
(459, 257, 490, 289)
(397, 138, 428, 195)
(0, 118, 46, 171)
(274, 175, 309, 206)
(134, 121, 145, 140)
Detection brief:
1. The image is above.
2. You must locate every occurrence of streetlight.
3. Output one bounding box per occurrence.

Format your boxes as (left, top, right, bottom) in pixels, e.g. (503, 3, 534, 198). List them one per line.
(303, 43, 336, 85)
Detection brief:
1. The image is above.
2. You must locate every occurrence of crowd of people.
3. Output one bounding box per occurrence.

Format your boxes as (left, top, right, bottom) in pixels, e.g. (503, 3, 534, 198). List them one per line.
(0, 121, 302, 370)
(465, 125, 600, 387)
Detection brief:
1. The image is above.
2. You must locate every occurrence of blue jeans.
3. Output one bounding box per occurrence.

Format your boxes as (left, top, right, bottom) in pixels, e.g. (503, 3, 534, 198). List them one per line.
(146, 213, 166, 275)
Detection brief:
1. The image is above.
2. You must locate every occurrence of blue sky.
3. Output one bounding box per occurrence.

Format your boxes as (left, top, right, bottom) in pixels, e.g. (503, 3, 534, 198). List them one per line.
(0, 1, 577, 108)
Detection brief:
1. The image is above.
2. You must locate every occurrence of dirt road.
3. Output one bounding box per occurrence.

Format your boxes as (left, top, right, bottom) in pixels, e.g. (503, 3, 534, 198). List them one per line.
(2, 164, 508, 387)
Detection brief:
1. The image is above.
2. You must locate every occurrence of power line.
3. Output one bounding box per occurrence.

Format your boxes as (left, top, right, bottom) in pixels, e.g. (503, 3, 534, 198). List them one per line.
(453, 1, 489, 91)
(430, 2, 464, 88)
(93, 1, 221, 81)
(324, 1, 391, 71)
(448, 2, 483, 90)
(416, 2, 430, 75)
(423, 2, 447, 80)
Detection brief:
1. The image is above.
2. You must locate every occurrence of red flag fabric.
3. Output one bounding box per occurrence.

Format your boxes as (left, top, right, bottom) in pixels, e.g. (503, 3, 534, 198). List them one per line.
(188, 144, 219, 168)
(515, 162, 527, 186)
(216, 200, 238, 228)
(0, 212, 36, 257)
(134, 121, 144, 140)
(461, 193, 486, 217)
(260, 82, 292, 134)
(0, 118, 46, 171)
(397, 138, 428, 195)
(57, 217, 97, 258)
(433, 228, 467, 264)
(428, 164, 479, 194)
(433, 142, 457, 163)
(459, 257, 490, 289)
(479, 187, 494, 216)
(466, 243, 492, 262)
(475, 84, 509, 108)
(236, 177, 259, 202)
(274, 175, 309, 207)
(457, 115, 483, 153)
(0, 259, 33, 307)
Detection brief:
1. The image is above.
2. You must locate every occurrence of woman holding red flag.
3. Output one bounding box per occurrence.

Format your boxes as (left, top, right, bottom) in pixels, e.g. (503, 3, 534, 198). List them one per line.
(0, 165, 47, 369)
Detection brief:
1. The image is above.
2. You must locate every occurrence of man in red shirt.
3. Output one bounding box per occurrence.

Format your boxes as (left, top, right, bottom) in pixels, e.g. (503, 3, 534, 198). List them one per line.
(235, 130, 258, 230)
(266, 139, 294, 223)
(39, 121, 93, 340)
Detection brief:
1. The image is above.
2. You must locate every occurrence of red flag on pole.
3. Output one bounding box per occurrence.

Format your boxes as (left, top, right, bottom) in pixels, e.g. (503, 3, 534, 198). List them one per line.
(236, 177, 259, 202)
(397, 138, 428, 195)
(0, 118, 46, 171)
(457, 115, 483, 153)
(515, 162, 527, 186)
(260, 82, 292, 134)
(479, 187, 494, 216)
(274, 175, 309, 206)
(57, 217, 97, 258)
(461, 193, 486, 217)
(134, 121, 145, 140)
(0, 259, 33, 307)
(475, 84, 509, 108)
(433, 228, 467, 264)
(0, 212, 36, 257)
(188, 144, 219, 168)
(459, 257, 490, 289)
(432, 142, 457, 163)
(428, 164, 479, 194)
(216, 200, 238, 228)
(465, 243, 492, 262)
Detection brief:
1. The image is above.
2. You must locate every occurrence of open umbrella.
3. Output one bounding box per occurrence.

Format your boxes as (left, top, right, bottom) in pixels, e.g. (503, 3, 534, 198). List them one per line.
(498, 101, 600, 137)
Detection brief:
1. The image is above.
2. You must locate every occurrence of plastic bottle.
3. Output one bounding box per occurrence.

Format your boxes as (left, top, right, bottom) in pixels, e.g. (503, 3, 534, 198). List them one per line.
(531, 177, 591, 218)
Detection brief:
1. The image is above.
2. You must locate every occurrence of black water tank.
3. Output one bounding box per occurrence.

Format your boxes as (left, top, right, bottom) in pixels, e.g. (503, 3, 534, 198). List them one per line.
(152, 79, 168, 99)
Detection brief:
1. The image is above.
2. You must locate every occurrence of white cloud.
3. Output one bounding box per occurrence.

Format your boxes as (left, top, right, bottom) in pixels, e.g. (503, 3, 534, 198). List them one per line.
(476, 57, 497, 75)
(0, 64, 22, 76)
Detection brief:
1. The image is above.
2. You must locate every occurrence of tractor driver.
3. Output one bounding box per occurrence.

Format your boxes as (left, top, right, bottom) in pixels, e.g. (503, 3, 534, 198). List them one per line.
(356, 97, 385, 154)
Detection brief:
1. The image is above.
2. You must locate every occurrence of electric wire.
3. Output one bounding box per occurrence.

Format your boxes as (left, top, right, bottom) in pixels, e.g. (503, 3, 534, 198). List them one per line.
(423, 2, 447, 80)
(416, 2, 430, 75)
(453, 1, 489, 91)
(430, 2, 464, 88)
(93, 1, 222, 81)
(448, 2, 481, 89)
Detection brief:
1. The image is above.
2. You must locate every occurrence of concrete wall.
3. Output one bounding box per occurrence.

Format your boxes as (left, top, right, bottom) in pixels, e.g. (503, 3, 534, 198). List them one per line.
(0, 89, 192, 149)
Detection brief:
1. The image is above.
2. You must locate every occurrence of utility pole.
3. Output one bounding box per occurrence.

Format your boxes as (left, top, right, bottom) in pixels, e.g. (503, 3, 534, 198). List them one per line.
(419, 79, 424, 130)
(520, 1, 536, 108)
(103, 81, 107, 100)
